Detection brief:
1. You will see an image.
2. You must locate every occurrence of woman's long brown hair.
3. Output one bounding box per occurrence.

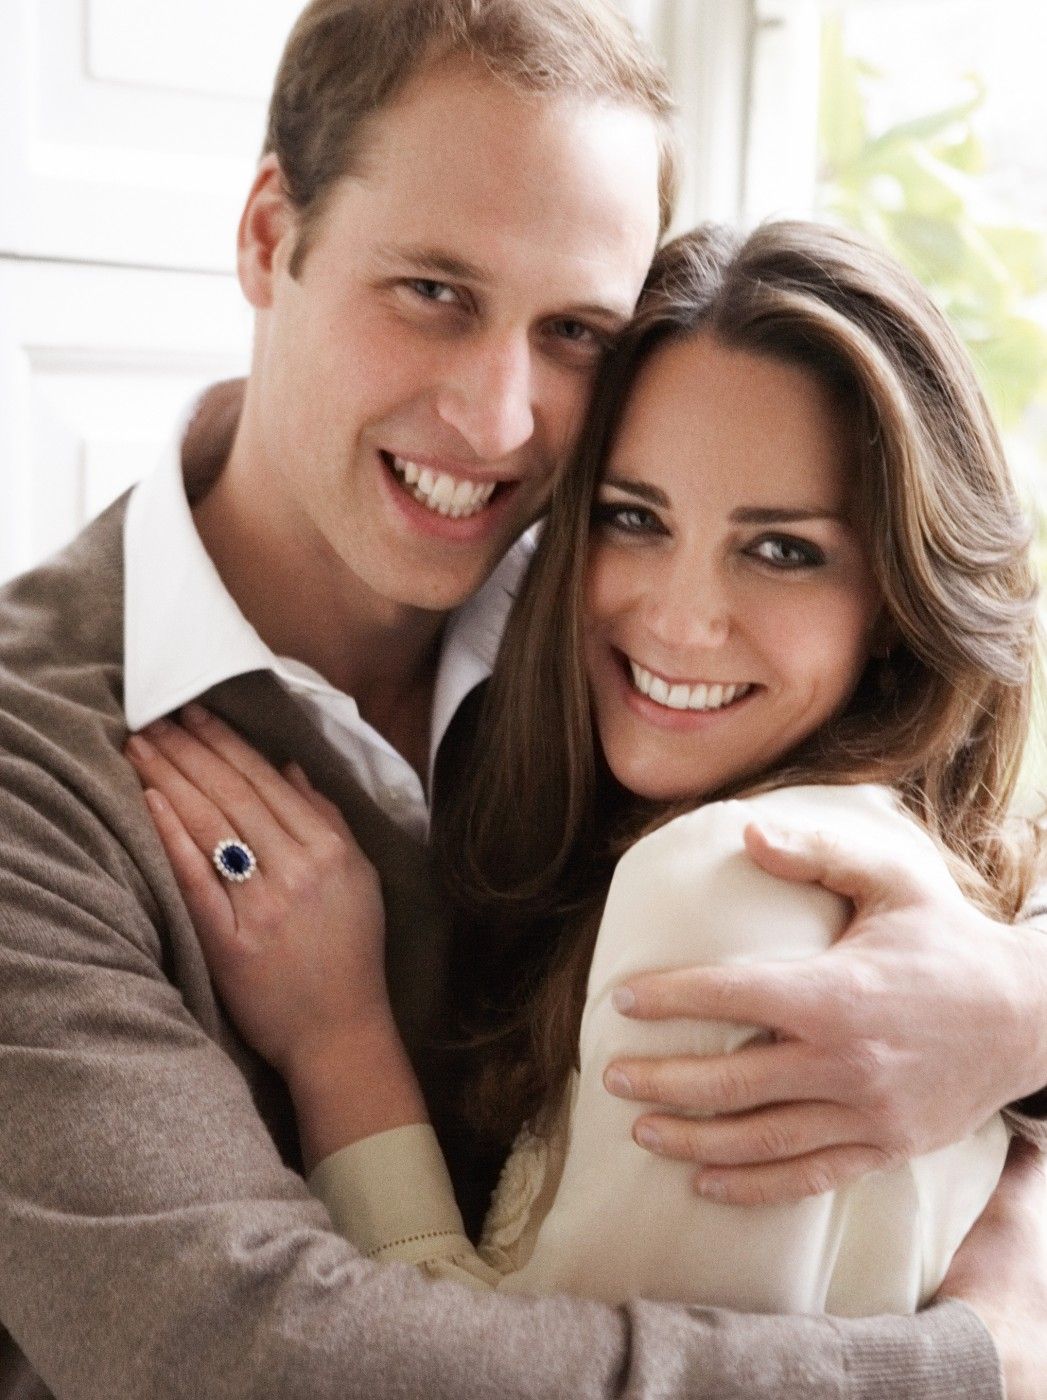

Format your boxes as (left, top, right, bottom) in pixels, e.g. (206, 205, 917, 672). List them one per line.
(433, 221, 1042, 1148)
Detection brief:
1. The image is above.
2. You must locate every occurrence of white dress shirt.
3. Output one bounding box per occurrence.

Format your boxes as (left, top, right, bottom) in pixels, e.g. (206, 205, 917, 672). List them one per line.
(123, 414, 532, 839)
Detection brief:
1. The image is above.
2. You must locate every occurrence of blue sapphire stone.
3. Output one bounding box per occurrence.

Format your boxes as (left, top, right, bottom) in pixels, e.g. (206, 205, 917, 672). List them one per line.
(221, 843, 253, 876)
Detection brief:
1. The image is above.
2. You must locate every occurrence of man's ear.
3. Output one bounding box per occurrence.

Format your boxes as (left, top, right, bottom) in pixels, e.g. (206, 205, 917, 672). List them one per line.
(237, 154, 298, 309)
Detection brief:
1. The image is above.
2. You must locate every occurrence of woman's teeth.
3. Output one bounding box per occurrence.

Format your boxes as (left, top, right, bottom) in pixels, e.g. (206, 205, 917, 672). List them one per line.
(628, 660, 751, 712)
(391, 456, 498, 518)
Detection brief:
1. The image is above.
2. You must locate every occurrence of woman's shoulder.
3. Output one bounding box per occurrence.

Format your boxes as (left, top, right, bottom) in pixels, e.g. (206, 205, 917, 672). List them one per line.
(590, 785, 916, 996)
(616, 782, 932, 878)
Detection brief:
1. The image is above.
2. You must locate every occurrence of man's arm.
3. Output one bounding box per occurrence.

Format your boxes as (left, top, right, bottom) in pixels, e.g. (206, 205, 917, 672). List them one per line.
(0, 762, 1004, 1399)
(939, 1138, 1047, 1400)
(606, 819, 1047, 1205)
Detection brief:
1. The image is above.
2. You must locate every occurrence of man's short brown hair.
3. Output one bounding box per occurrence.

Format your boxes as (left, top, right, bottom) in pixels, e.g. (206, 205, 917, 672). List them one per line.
(264, 0, 678, 273)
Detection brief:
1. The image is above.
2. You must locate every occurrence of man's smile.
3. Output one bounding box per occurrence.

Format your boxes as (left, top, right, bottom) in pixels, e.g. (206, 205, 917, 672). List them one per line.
(387, 454, 503, 519)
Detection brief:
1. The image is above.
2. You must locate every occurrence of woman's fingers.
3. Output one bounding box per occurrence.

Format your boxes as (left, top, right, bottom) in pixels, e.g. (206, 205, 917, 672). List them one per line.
(127, 719, 296, 872)
(142, 788, 239, 953)
(180, 705, 331, 845)
(284, 762, 361, 848)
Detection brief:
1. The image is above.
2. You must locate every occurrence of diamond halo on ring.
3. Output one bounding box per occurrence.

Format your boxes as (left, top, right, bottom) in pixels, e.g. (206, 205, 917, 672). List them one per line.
(213, 838, 258, 884)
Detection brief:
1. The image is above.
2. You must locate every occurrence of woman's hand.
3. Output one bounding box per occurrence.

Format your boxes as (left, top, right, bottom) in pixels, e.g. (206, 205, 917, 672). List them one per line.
(124, 705, 428, 1167)
(938, 1138, 1047, 1400)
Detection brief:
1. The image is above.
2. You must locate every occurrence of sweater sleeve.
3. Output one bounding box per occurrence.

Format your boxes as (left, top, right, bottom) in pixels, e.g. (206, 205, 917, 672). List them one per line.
(0, 742, 1004, 1400)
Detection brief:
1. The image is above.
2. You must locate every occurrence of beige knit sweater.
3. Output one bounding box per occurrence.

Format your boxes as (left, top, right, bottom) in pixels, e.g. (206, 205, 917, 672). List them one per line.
(0, 493, 1002, 1400)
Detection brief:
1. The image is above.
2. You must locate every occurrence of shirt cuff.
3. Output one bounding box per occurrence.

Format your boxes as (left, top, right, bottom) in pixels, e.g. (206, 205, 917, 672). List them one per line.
(308, 1123, 470, 1265)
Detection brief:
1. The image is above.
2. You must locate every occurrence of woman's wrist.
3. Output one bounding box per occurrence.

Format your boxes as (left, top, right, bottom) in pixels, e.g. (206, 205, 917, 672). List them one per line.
(285, 1015, 429, 1173)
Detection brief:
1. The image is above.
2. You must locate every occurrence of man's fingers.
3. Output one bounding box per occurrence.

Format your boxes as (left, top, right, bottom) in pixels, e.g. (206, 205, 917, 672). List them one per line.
(742, 820, 915, 909)
(614, 962, 813, 1037)
(631, 1100, 875, 1170)
(688, 1144, 900, 1207)
(605, 1040, 841, 1114)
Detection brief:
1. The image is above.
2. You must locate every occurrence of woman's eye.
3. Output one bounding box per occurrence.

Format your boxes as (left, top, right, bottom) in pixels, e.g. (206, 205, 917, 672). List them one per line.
(749, 536, 825, 569)
(592, 501, 662, 535)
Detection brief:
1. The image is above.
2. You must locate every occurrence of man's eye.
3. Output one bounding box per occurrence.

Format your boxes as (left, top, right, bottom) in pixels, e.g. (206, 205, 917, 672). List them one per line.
(749, 536, 825, 569)
(549, 319, 604, 350)
(407, 279, 459, 305)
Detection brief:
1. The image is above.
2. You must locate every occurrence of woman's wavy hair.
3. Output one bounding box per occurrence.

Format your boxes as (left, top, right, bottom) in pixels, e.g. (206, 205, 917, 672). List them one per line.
(434, 220, 1042, 1143)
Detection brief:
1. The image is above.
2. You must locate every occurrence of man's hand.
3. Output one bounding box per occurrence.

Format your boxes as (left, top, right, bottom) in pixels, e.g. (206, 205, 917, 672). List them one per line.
(939, 1138, 1047, 1400)
(604, 821, 1047, 1205)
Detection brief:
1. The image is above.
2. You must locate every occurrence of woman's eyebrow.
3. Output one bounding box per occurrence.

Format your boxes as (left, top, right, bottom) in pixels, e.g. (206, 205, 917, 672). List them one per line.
(731, 506, 844, 524)
(600, 475, 670, 507)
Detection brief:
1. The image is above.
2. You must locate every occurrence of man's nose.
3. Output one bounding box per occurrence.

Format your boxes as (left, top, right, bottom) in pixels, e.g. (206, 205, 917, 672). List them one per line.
(435, 335, 536, 462)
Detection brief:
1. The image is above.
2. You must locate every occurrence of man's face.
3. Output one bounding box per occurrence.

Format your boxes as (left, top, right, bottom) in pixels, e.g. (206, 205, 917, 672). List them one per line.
(244, 59, 662, 615)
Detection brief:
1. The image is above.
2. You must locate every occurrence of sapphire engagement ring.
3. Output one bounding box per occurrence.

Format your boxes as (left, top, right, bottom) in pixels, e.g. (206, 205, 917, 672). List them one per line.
(213, 838, 258, 884)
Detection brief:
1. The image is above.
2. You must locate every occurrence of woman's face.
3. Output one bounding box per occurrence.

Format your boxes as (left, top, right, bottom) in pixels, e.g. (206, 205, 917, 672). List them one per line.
(584, 332, 883, 802)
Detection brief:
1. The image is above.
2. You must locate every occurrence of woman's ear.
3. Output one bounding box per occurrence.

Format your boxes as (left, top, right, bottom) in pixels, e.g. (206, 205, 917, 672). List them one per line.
(237, 154, 298, 310)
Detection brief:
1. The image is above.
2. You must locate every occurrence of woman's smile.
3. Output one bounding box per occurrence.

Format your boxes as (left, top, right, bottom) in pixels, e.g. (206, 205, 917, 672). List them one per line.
(584, 332, 883, 803)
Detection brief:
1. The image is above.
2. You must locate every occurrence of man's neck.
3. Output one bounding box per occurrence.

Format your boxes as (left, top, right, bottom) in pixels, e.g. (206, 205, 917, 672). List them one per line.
(187, 413, 446, 777)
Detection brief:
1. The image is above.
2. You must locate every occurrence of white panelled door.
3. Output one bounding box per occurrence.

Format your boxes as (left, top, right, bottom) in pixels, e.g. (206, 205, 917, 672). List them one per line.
(0, 0, 303, 271)
(0, 260, 251, 583)
(0, 0, 299, 580)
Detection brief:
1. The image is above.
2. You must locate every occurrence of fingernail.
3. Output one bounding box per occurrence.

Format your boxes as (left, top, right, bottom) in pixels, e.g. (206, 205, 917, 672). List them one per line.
(759, 821, 796, 849)
(612, 986, 636, 1014)
(182, 703, 208, 727)
(604, 1068, 632, 1097)
(143, 788, 168, 815)
(126, 735, 154, 761)
(694, 1173, 726, 1201)
(635, 1124, 662, 1152)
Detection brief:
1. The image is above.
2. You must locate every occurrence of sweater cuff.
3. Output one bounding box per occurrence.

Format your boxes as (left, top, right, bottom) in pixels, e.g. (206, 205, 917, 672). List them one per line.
(308, 1123, 469, 1265)
(841, 1300, 1002, 1400)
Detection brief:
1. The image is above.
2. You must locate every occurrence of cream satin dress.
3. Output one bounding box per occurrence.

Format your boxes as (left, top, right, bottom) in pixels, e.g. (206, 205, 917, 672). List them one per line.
(312, 784, 1008, 1315)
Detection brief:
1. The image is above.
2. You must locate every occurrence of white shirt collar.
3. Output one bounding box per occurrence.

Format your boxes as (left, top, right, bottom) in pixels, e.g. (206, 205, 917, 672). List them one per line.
(123, 413, 534, 798)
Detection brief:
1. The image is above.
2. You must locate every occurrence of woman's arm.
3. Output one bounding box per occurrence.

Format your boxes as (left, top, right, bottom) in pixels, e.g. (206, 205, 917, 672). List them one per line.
(127, 706, 504, 1284)
(126, 706, 428, 1169)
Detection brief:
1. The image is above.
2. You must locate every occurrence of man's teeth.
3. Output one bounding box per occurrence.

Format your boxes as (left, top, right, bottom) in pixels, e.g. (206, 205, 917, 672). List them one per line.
(628, 661, 751, 712)
(392, 457, 498, 518)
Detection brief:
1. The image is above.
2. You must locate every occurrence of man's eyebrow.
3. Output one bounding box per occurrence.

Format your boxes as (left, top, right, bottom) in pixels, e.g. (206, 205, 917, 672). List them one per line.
(375, 244, 634, 325)
(375, 245, 489, 285)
